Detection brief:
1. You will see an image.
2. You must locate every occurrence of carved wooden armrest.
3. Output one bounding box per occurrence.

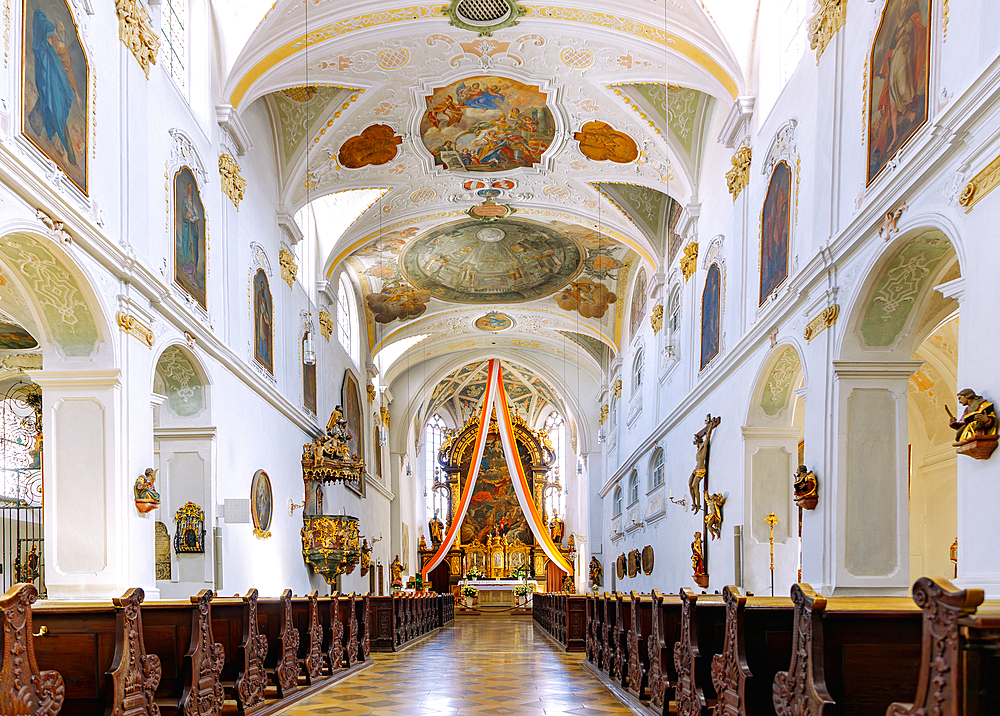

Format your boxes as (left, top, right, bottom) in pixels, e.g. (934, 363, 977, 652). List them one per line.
(772, 583, 834, 716)
(0, 583, 65, 716)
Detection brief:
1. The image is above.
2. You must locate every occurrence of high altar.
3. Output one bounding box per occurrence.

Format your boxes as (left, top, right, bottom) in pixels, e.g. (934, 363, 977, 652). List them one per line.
(419, 411, 572, 589)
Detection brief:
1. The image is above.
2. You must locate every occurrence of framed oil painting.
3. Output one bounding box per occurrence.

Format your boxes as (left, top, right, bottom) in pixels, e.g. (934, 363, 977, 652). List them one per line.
(700, 263, 721, 370)
(868, 0, 930, 185)
(253, 269, 273, 374)
(22, 0, 89, 194)
(760, 161, 791, 305)
(251, 470, 272, 539)
(174, 167, 207, 308)
(342, 370, 364, 496)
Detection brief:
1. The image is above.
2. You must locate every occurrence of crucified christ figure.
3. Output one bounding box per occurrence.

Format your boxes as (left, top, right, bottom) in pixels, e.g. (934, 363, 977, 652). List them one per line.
(689, 414, 721, 513)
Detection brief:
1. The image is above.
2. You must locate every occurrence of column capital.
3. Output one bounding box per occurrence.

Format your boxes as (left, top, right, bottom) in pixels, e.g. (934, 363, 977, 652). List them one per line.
(26, 369, 121, 390)
(832, 360, 923, 380)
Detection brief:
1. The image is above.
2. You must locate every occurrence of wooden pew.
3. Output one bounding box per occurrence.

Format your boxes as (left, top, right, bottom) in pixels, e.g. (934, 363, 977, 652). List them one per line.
(31, 589, 162, 716)
(772, 584, 922, 716)
(209, 590, 268, 714)
(601, 594, 617, 676)
(673, 588, 726, 716)
(366, 596, 393, 652)
(612, 593, 632, 687)
(256, 590, 300, 698)
(290, 592, 325, 684)
(336, 595, 358, 669)
(141, 589, 224, 716)
(886, 577, 985, 716)
(708, 585, 793, 716)
(586, 595, 600, 664)
(319, 594, 344, 669)
(0, 583, 65, 716)
(647, 590, 683, 715)
(354, 593, 370, 664)
(628, 591, 653, 701)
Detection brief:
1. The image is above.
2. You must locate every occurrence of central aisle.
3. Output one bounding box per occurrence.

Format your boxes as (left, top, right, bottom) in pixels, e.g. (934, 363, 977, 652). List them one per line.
(280, 616, 633, 715)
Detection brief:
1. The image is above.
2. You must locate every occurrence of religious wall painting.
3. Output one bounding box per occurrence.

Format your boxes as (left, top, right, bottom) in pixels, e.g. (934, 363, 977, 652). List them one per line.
(630, 268, 647, 339)
(700, 263, 721, 370)
(251, 469, 273, 539)
(573, 121, 639, 164)
(459, 433, 531, 546)
(174, 167, 207, 308)
(474, 312, 513, 332)
(760, 161, 791, 305)
(338, 124, 403, 169)
(0, 322, 38, 349)
(554, 277, 617, 319)
(400, 218, 582, 304)
(22, 0, 89, 194)
(253, 269, 273, 374)
(365, 280, 431, 324)
(420, 75, 555, 172)
(868, 0, 930, 184)
(342, 370, 364, 496)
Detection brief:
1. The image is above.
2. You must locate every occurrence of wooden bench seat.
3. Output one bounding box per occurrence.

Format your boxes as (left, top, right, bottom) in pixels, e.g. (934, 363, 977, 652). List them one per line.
(256, 591, 299, 698)
(335, 595, 358, 669)
(289, 592, 324, 684)
(627, 591, 654, 700)
(353, 594, 370, 664)
(772, 584, 923, 716)
(648, 590, 683, 715)
(673, 588, 726, 716)
(210, 590, 268, 714)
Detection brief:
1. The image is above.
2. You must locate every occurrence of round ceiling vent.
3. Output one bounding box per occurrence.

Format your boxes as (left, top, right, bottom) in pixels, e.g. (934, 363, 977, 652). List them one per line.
(456, 0, 511, 25)
(444, 0, 525, 36)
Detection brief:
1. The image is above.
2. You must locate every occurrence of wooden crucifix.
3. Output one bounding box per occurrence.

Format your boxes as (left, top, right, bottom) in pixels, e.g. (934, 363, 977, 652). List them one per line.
(688, 414, 721, 513)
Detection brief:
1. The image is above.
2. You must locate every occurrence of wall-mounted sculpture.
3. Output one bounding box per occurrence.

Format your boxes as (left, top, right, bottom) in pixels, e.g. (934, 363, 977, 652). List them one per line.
(704, 492, 726, 540)
(174, 502, 205, 554)
(134, 468, 160, 514)
(589, 557, 603, 587)
(691, 531, 708, 588)
(689, 415, 721, 513)
(793, 465, 819, 509)
(948, 389, 997, 459)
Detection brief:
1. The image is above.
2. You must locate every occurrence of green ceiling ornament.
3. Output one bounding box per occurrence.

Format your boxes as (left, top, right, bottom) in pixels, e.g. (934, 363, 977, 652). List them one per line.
(442, 0, 525, 36)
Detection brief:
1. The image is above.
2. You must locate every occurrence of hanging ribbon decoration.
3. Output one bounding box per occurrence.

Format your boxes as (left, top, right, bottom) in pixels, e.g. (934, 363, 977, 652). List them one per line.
(422, 359, 573, 581)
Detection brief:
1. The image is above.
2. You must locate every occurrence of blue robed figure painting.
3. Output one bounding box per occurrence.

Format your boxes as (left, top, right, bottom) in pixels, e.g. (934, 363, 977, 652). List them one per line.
(23, 0, 88, 194)
(253, 269, 273, 374)
(174, 167, 207, 308)
(760, 161, 791, 305)
(700, 264, 721, 370)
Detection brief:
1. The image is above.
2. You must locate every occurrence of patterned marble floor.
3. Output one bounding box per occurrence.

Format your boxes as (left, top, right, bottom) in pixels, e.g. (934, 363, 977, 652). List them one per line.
(277, 616, 635, 716)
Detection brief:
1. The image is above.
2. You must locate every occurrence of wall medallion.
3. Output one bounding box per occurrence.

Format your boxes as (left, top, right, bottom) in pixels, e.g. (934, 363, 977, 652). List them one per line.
(616, 553, 626, 580)
(641, 545, 654, 575)
(627, 549, 640, 578)
(251, 469, 273, 539)
(474, 312, 514, 332)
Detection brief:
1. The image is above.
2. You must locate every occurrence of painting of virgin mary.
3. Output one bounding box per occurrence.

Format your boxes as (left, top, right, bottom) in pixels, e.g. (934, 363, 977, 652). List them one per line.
(868, 0, 930, 184)
(253, 269, 273, 374)
(700, 264, 721, 370)
(174, 167, 207, 308)
(760, 161, 791, 305)
(23, 0, 89, 194)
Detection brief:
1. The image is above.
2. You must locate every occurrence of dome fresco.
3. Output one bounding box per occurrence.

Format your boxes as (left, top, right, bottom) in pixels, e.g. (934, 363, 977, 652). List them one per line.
(400, 218, 583, 304)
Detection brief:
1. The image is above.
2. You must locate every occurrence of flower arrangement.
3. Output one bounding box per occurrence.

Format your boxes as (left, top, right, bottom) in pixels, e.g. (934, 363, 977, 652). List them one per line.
(513, 583, 534, 597)
(461, 584, 479, 598)
(466, 566, 484, 581)
(391, 578, 403, 591)
(511, 565, 529, 580)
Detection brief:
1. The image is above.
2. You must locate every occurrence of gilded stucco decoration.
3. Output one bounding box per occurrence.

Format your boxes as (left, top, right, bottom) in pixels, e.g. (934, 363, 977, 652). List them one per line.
(318, 310, 334, 340)
(612, 379, 622, 400)
(380, 405, 390, 429)
(808, 0, 846, 61)
(116, 0, 160, 78)
(598, 404, 608, 425)
(367, 383, 376, 402)
(725, 146, 751, 201)
(219, 153, 247, 209)
(958, 153, 1000, 212)
(650, 304, 663, 334)
(442, 0, 525, 36)
(680, 242, 698, 281)
(804, 304, 840, 342)
(279, 248, 297, 289)
(117, 310, 154, 348)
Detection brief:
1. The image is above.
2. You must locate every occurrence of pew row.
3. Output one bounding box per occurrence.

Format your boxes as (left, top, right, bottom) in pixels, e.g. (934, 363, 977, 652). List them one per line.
(367, 593, 453, 652)
(531, 592, 587, 652)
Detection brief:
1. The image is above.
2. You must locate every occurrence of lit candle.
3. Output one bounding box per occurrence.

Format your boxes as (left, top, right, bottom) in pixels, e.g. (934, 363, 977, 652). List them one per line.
(669, 489, 674, 499)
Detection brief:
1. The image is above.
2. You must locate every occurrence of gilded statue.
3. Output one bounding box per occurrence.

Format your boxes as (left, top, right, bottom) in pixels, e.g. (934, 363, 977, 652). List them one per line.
(428, 510, 445, 546)
(418, 534, 427, 551)
(589, 556, 603, 587)
(390, 555, 403, 586)
(691, 531, 707, 579)
(134, 468, 160, 514)
(948, 389, 998, 444)
(704, 492, 726, 541)
(360, 538, 371, 576)
(549, 510, 565, 546)
(689, 415, 721, 513)
(306, 406, 354, 468)
(793, 464, 819, 510)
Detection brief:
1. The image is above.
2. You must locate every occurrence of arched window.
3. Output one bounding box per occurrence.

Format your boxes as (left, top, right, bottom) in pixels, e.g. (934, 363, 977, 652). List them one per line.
(613, 486, 623, 517)
(337, 273, 359, 365)
(650, 448, 664, 489)
(543, 412, 566, 519)
(668, 285, 681, 352)
(161, 0, 188, 93)
(424, 414, 447, 526)
(630, 268, 647, 340)
(628, 469, 639, 505)
(633, 349, 644, 391)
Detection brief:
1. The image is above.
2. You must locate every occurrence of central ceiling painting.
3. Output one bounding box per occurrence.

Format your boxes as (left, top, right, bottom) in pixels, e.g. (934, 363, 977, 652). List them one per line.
(420, 75, 555, 172)
(400, 218, 582, 303)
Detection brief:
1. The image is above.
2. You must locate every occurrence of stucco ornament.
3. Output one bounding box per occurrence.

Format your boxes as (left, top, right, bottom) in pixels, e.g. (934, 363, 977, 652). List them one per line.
(116, 0, 160, 78)
(598, 404, 608, 425)
(318, 310, 334, 340)
(650, 304, 663, 334)
(279, 249, 297, 289)
(725, 146, 751, 201)
(680, 242, 699, 281)
(117, 310, 155, 348)
(808, 0, 846, 61)
(219, 153, 247, 209)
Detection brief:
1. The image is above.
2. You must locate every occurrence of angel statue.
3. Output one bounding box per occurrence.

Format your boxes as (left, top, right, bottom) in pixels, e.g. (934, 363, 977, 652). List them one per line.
(704, 492, 727, 541)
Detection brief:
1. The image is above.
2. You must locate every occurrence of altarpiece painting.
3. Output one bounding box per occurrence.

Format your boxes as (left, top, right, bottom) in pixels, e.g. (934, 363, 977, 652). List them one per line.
(253, 269, 273, 373)
(22, 0, 89, 194)
(868, 0, 930, 184)
(342, 370, 364, 496)
(174, 167, 207, 308)
(760, 161, 790, 304)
